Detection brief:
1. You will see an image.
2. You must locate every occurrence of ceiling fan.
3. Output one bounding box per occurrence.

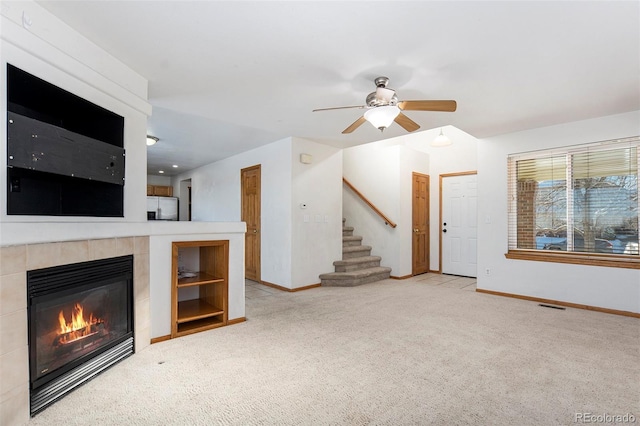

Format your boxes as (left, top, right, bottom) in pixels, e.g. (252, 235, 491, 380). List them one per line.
(313, 76, 457, 134)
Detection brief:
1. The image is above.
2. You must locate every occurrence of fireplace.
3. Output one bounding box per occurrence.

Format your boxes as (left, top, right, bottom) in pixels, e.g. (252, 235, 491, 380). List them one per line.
(27, 255, 134, 416)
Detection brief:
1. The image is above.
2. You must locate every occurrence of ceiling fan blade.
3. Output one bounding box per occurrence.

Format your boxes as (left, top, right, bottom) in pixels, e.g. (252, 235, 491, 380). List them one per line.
(313, 105, 366, 112)
(398, 100, 457, 112)
(342, 116, 367, 134)
(394, 113, 420, 133)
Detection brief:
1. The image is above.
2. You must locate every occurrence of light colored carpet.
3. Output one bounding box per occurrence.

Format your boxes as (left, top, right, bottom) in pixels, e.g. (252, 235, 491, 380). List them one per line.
(29, 275, 639, 425)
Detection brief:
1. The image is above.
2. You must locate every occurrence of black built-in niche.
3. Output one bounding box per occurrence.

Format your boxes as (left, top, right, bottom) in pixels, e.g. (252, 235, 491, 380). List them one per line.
(7, 64, 125, 216)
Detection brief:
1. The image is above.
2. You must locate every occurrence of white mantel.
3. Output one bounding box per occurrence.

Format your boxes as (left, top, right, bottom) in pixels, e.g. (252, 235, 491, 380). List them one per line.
(0, 221, 245, 246)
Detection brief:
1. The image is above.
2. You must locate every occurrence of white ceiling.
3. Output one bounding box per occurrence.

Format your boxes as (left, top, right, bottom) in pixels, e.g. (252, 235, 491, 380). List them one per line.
(37, 1, 640, 176)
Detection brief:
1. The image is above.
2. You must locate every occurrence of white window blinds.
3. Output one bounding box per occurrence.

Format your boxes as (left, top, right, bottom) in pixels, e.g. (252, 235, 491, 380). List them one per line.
(508, 137, 639, 256)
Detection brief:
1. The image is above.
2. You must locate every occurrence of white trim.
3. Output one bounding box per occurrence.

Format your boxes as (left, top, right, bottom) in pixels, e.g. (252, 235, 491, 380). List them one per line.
(508, 136, 640, 161)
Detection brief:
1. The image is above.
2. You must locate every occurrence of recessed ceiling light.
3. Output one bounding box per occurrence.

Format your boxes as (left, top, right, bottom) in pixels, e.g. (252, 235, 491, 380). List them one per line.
(146, 135, 159, 146)
(172, 165, 178, 168)
(158, 170, 164, 174)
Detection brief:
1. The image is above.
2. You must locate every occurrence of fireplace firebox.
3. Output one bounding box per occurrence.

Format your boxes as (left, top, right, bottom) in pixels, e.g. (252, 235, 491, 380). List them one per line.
(27, 255, 134, 416)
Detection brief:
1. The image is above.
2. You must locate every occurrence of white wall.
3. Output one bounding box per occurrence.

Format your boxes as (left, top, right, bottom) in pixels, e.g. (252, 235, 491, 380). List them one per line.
(477, 110, 640, 313)
(0, 0, 249, 348)
(291, 138, 342, 286)
(0, 3, 152, 423)
(405, 126, 478, 270)
(173, 137, 343, 289)
(147, 175, 172, 186)
(343, 143, 401, 274)
(343, 141, 430, 277)
(148, 222, 246, 338)
(343, 126, 478, 276)
(173, 137, 293, 286)
(1, 1, 152, 224)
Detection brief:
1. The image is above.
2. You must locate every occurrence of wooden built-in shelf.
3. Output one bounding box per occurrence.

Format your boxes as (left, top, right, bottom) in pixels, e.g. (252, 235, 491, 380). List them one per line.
(177, 316, 225, 334)
(171, 240, 229, 338)
(176, 299, 224, 323)
(177, 272, 224, 287)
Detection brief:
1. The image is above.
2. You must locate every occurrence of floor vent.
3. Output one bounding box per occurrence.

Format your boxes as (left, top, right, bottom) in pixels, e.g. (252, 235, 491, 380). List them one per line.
(539, 303, 566, 310)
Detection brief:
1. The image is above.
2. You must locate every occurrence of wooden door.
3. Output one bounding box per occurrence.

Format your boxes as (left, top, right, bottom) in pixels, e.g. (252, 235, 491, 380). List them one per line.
(412, 173, 430, 275)
(441, 172, 477, 277)
(241, 165, 261, 281)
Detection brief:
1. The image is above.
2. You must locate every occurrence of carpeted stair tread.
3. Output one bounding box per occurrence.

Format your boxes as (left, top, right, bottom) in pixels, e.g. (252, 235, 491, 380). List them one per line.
(342, 245, 372, 253)
(333, 256, 381, 266)
(319, 267, 391, 286)
(342, 245, 372, 259)
(343, 235, 363, 247)
(333, 256, 382, 273)
(319, 266, 391, 280)
(343, 226, 354, 237)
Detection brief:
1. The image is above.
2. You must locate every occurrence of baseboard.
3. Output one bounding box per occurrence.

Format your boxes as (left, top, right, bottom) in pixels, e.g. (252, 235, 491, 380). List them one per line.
(259, 280, 288, 291)
(291, 283, 322, 292)
(150, 335, 171, 344)
(260, 280, 321, 292)
(476, 288, 640, 318)
(392, 271, 441, 279)
(429, 269, 441, 274)
(151, 318, 247, 343)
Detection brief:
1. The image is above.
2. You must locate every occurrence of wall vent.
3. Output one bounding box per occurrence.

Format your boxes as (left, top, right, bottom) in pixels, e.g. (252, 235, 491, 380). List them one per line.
(538, 303, 566, 310)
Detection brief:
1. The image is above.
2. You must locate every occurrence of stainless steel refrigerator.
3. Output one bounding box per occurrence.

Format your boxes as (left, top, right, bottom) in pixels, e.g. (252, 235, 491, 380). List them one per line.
(147, 196, 178, 220)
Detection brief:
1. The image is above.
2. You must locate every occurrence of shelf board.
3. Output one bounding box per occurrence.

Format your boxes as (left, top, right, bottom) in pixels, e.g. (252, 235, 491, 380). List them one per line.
(177, 272, 224, 288)
(177, 299, 224, 323)
(176, 316, 225, 336)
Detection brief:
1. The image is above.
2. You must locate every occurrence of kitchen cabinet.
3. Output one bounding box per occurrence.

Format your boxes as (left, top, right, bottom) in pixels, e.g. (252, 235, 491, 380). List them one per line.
(147, 185, 173, 197)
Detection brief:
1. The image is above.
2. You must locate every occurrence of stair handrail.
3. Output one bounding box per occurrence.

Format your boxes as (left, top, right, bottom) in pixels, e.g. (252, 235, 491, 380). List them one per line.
(343, 177, 397, 228)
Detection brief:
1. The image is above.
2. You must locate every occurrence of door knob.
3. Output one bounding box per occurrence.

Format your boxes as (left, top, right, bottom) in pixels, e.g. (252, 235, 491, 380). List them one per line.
(414, 228, 419, 233)
(253, 229, 258, 233)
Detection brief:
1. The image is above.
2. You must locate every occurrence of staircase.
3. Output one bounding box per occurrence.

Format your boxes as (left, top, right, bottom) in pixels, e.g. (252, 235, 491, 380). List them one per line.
(319, 219, 392, 286)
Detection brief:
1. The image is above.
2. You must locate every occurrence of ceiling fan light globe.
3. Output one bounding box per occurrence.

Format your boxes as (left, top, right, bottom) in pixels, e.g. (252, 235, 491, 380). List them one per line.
(364, 105, 400, 131)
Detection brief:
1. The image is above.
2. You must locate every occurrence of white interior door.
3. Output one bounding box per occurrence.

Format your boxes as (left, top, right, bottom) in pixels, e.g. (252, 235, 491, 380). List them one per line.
(442, 174, 477, 277)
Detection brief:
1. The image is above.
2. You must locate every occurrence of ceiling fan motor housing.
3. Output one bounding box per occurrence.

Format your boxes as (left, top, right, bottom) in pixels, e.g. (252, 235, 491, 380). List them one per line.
(374, 76, 390, 88)
(367, 77, 398, 107)
(366, 91, 398, 107)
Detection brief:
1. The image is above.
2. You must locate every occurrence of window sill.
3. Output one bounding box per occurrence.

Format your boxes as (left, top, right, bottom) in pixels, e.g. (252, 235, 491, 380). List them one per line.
(505, 250, 640, 269)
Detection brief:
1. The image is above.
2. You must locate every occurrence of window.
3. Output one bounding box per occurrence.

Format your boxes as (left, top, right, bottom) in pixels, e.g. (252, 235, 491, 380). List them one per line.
(507, 137, 639, 268)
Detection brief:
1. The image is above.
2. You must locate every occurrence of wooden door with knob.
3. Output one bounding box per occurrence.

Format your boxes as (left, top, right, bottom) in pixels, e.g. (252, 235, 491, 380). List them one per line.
(241, 165, 261, 282)
(412, 173, 430, 275)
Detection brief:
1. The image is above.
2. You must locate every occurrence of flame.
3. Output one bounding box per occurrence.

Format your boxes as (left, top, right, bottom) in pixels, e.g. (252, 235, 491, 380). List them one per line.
(57, 303, 100, 344)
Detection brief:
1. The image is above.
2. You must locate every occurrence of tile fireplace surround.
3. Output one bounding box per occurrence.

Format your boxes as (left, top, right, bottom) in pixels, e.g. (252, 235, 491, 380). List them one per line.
(0, 236, 150, 425)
